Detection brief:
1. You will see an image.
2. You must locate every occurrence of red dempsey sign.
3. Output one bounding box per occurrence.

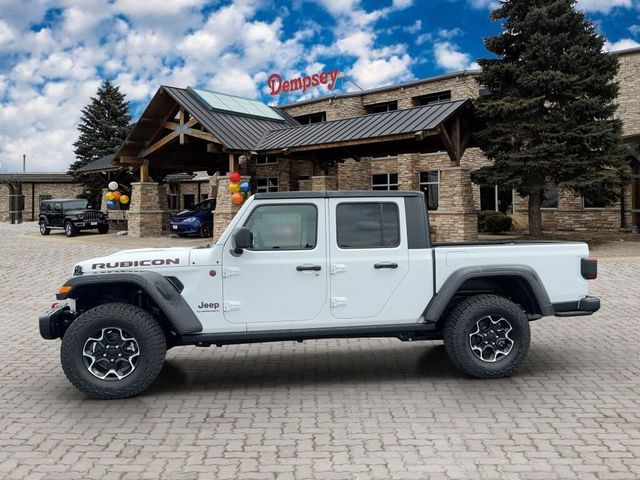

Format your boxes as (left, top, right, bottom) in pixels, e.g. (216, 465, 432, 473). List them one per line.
(268, 70, 340, 96)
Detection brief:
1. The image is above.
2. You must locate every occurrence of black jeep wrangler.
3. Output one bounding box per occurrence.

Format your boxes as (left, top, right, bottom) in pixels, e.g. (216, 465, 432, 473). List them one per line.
(39, 199, 109, 237)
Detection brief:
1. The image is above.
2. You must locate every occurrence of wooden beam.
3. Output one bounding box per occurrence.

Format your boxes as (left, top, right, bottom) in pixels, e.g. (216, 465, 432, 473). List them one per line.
(141, 130, 179, 158)
(439, 124, 459, 163)
(119, 156, 143, 166)
(140, 160, 149, 182)
(182, 128, 223, 144)
(179, 109, 185, 145)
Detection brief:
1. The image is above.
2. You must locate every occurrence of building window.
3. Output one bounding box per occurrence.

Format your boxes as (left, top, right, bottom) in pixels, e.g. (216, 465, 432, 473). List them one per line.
(336, 202, 400, 249)
(583, 193, 608, 209)
(480, 185, 514, 213)
(293, 112, 326, 124)
(366, 101, 398, 114)
(541, 182, 558, 208)
(244, 204, 317, 250)
(372, 173, 398, 190)
(256, 156, 278, 165)
(419, 171, 440, 210)
(200, 193, 208, 201)
(256, 177, 279, 193)
(413, 90, 452, 106)
(299, 175, 310, 181)
(183, 194, 195, 209)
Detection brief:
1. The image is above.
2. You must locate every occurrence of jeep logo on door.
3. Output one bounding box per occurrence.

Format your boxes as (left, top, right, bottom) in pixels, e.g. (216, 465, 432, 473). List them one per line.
(197, 301, 220, 312)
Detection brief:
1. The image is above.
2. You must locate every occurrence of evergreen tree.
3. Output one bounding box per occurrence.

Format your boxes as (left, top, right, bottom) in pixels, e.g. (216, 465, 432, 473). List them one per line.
(69, 80, 131, 204)
(472, 0, 629, 235)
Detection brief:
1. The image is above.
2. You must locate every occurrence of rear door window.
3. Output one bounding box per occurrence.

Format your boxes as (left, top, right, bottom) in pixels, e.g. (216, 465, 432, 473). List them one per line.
(336, 202, 400, 248)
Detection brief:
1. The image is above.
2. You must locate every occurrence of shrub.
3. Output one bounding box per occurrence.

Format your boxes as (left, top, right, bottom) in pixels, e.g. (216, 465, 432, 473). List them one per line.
(478, 210, 500, 231)
(483, 212, 513, 234)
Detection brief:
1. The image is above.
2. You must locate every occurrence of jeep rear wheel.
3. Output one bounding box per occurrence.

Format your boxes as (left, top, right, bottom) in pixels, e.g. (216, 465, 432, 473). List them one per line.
(64, 221, 77, 237)
(443, 294, 530, 379)
(61, 303, 166, 399)
(39, 221, 50, 235)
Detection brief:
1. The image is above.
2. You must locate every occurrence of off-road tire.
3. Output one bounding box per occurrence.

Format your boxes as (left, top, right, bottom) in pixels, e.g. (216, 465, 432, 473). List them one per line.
(200, 221, 213, 238)
(443, 294, 530, 379)
(64, 220, 77, 237)
(61, 303, 166, 399)
(98, 224, 109, 234)
(39, 220, 50, 235)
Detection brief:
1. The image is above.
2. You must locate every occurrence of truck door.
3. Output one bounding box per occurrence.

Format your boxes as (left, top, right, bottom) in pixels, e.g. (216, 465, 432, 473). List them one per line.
(328, 198, 410, 320)
(222, 199, 328, 325)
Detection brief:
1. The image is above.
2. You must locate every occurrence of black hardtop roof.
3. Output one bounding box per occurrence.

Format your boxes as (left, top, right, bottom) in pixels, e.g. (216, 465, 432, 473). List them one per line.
(253, 190, 423, 200)
(41, 198, 87, 203)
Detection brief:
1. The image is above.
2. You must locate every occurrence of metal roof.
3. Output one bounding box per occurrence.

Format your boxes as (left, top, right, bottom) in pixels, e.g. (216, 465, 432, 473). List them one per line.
(163, 87, 298, 151)
(0, 172, 76, 183)
(256, 99, 468, 152)
(75, 154, 119, 173)
(188, 87, 285, 121)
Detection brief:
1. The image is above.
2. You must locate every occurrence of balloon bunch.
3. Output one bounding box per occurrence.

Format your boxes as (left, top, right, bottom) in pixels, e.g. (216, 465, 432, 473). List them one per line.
(105, 181, 129, 209)
(227, 172, 250, 205)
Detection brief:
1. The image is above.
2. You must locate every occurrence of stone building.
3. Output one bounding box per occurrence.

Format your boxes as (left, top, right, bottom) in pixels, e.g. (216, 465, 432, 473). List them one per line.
(0, 173, 84, 223)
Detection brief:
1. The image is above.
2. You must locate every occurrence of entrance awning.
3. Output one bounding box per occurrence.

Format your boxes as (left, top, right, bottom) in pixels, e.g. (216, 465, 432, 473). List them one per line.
(256, 99, 475, 163)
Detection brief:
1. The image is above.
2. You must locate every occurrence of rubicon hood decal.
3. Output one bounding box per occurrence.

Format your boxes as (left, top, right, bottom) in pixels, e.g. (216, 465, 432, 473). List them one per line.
(92, 258, 180, 269)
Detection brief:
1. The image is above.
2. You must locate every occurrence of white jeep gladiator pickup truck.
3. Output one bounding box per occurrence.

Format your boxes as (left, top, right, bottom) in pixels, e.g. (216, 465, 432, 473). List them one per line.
(40, 191, 600, 399)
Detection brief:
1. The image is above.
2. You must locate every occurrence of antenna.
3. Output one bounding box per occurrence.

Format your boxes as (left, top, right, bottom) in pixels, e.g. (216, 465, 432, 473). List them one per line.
(340, 74, 364, 92)
(23, 154, 26, 172)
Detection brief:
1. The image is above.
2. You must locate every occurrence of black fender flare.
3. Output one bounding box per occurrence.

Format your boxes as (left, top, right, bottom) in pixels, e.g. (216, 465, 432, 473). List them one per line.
(423, 265, 554, 323)
(57, 271, 202, 334)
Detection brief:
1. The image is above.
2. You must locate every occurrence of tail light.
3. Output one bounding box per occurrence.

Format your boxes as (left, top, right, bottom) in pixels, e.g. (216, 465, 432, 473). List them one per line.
(581, 257, 597, 280)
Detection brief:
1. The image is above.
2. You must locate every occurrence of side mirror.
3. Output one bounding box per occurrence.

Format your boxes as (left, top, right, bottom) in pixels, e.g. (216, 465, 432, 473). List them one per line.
(231, 227, 253, 256)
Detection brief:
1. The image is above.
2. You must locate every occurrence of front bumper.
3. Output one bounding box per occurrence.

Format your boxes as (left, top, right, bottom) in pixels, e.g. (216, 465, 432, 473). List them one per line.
(553, 296, 601, 317)
(73, 219, 108, 229)
(39, 301, 75, 339)
(170, 222, 199, 234)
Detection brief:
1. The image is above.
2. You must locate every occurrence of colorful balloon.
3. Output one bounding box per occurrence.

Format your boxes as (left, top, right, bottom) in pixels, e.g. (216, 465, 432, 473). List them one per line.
(228, 182, 240, 193)
(240, 191, 248, 199)
(105, 191, 115, 201)
(113, 191, 122, 200)
(229, 171, 241, 183)
(106, 200, 117, 209)
(231, 192, 244, 205)
(108, 181, 119, 191)
(240, 181, 250, 192)
(119, 195, 129, 204)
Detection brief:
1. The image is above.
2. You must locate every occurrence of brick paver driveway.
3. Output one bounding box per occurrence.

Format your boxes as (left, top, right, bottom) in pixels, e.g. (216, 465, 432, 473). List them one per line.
(1, 223, 639, 480)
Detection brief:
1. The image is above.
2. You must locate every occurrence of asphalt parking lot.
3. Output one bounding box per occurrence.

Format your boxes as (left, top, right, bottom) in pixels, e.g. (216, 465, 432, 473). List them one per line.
(1, 222, 639, 480)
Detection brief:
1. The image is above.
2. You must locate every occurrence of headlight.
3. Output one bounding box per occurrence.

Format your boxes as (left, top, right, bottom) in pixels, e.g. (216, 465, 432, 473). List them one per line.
(77, 214, 84, 220)
(183, 217, 197, 222)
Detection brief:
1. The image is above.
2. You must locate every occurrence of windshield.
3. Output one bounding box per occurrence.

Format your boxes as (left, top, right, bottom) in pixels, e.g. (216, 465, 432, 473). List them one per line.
(193, 200, 215, 211)
(64, 200, 89, 210)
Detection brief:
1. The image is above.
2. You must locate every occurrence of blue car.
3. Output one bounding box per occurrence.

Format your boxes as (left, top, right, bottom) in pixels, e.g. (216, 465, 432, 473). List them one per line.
(170, 198, 216, 238)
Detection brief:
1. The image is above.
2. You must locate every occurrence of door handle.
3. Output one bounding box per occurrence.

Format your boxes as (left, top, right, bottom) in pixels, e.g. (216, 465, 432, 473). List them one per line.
(296, 265, 322, 272)
(374, 262, 398, 269)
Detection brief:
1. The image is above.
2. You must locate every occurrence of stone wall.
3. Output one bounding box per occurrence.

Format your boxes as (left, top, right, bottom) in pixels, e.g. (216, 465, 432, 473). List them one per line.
(0, 181, 83, 222)
(615, 50, 640, 137)
(282, 73, 480, 121)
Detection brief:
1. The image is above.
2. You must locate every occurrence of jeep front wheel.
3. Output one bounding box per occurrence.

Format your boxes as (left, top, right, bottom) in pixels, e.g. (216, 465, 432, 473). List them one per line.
(64, 221, 77, 237)
(443, 294, 530, 379)
(60, 303, 166, 399)
(39, 221, 50, 235)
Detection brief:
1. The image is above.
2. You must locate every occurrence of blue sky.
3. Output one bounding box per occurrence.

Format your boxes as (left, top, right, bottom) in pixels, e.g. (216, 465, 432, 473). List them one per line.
(0, 0, 639, 172)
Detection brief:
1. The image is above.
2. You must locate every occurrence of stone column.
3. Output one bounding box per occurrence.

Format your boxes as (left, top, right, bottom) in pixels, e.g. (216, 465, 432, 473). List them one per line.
(311, 175, 338, 191)
(127, 182, 171, 238)
(208, 172, 220, 200)
(0, 184, 10, 222)
(100, 188, 109, 212)
(212, 176, 250, 242)
(398, 153, 418, 190)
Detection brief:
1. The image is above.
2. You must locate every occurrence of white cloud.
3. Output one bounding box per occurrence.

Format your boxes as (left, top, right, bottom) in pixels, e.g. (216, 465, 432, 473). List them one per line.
(604, 38, 640, 52)
(113, 0, 207, 17)
(467, 0, 498, 9)
(433, 41, 479, 71)
(576, 0, 631, 14)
